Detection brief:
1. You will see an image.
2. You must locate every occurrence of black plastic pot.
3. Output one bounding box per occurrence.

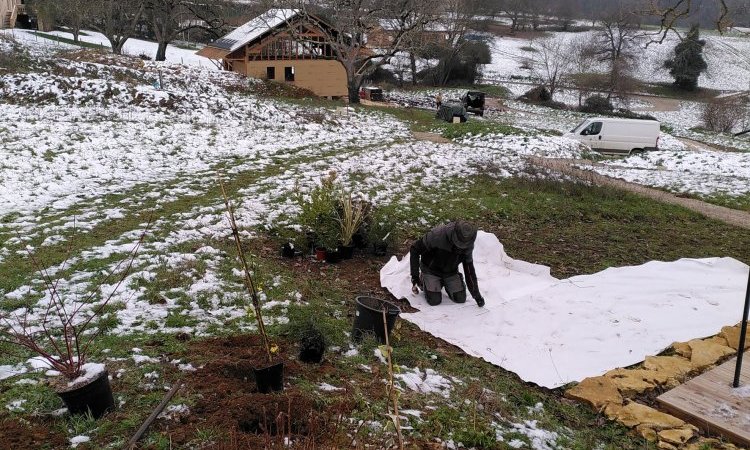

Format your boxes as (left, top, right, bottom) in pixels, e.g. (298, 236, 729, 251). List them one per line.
(299, 330, 326, 364)
(56, 369, 115, 419)
(325, 249, 342, 264)
(373, 241, 388, 256)
(281, 243, 295, 258)
(352, 296, 401, 344)
(340, 245, 354, 259)
(254, 361, 284, 393)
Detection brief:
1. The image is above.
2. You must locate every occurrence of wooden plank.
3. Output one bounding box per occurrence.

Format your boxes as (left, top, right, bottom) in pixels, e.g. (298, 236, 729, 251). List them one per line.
(657, 353, 750, 447)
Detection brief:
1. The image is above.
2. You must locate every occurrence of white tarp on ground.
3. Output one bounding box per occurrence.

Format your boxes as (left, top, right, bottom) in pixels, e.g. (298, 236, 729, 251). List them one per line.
(380, 231, 749, 389)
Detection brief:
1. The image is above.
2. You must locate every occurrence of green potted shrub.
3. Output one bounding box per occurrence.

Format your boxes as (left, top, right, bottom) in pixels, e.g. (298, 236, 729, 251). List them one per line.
(368, 207, 398, 256)
(294, 172, 341, 261)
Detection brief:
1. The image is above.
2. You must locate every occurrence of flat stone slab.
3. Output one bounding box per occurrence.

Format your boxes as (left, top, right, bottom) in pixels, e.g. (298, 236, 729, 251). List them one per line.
(657, 352, 750, 447)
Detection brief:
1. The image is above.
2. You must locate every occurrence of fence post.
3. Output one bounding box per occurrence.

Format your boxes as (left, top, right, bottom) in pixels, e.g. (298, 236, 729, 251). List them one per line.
(733, 268, 750, 388)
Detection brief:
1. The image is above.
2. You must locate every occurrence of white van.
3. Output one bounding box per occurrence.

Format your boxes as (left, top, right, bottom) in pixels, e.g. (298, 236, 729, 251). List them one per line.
(564, 117, 660, 155)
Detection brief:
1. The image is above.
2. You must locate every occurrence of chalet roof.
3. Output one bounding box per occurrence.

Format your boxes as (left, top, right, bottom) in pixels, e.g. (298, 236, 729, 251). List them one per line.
(198, 9, 299, 58)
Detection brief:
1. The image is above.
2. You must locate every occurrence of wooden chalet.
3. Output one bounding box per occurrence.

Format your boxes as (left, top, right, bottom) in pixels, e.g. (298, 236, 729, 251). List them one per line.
(198, 9, 347, 98)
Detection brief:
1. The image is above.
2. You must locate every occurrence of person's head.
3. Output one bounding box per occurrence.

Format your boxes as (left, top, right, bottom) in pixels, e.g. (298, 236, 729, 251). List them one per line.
(451, 220, 477, 250)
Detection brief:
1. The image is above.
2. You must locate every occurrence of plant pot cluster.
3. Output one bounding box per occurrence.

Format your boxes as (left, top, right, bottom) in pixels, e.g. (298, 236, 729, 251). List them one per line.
(294, 172, 399, 264)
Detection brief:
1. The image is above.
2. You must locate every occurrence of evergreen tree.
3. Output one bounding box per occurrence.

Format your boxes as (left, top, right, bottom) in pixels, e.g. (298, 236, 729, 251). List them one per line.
(665, 25, 708, 91)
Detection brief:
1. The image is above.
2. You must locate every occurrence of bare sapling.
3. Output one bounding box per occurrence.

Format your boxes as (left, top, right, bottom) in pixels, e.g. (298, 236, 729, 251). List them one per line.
(219, 180, 272, 363)
(0, 222, 151, 381)
(381, 307, 404, 450)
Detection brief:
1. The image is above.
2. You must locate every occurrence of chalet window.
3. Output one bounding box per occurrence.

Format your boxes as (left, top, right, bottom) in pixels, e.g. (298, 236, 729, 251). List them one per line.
(266, 67, 275, 80)
(285, 66, 295, 82)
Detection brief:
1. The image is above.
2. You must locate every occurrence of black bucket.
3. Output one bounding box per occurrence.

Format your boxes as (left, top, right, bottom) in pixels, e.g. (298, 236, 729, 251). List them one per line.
(352, 296, 401, 344)
(281, 243, 295, 258)
(56, 369, 115, 419)
(254, 362, 284, 393)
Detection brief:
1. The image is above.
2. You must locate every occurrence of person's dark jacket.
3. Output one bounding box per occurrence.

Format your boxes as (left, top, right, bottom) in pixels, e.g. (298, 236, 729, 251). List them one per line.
(409, 223, 482, 301)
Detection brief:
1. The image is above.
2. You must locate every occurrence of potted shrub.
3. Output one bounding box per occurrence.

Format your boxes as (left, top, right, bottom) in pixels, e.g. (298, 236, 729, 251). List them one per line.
(294, 172, 341, 260)
(0, 229, 149, 418)
(221, 182, 282, 393)
(368, 208, 398, 256)
(337, 193, 370, 260)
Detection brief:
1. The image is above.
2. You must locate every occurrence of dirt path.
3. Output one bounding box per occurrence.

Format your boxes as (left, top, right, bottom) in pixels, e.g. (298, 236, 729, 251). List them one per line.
(529, 157, 750, 230)
(412, 131, 451, 144)
(630, 95, 682, 112)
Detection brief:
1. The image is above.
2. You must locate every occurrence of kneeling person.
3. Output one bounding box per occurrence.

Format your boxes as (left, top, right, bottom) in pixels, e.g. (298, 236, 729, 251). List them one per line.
(409, 221, 485, 307)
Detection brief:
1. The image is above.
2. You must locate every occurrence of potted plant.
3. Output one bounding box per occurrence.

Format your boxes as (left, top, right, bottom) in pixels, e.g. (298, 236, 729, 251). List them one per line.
(368, 208, 398, 257)
(337, 193, 370, 260)
(0, 228, 149, 418)
(294, 172, 342, 261)
(220, 182, 282, 393)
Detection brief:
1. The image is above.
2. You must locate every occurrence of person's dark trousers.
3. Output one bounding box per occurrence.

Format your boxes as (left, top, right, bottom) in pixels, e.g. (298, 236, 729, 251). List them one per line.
(421, 272, 466, 306)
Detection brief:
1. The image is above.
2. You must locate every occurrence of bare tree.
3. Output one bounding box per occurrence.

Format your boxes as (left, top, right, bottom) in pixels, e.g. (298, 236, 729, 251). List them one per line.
(280, 0, 440, 104)
(569, 35, 600, 106)
(89, 0, 146, 55)
(595, 7, 642, 99)
(146, 0, 225, 61)
(643, 0, 732, 42)
(702, 99, 745, 133)
(32, 0, 87, 42)
(532, 37, 573, 98)
(499, 0, 529, 31)
(429, 0, 480, 86)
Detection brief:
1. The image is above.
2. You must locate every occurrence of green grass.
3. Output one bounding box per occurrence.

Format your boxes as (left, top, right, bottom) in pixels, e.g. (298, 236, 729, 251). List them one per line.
(366, 105, 524, 139)
(32, 32, 108, 50)
(640, 82, 720, 101)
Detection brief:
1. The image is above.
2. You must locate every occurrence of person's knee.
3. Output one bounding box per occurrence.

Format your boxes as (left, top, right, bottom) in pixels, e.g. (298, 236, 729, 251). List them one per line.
(424, 290, 442, 306)
(448, 290, 466, 303)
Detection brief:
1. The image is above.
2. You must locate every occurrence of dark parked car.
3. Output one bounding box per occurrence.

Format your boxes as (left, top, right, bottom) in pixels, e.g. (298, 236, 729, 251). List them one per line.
(462, 91, 486, 116)
(436, 103, 468, 123)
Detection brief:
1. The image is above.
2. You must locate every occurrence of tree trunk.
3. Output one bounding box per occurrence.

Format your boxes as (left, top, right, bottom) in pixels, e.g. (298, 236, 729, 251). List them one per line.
(155, 41, 168, 62)
(72, 28, 80, 43)
(110, 38, 125, 55)
(348, 79, 360, 104)
(409, 52, 417, 86)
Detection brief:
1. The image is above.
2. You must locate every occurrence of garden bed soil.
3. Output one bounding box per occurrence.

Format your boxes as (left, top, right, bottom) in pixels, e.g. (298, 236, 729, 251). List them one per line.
(150, 334, 361, 448)
(0, 418, 68, 449)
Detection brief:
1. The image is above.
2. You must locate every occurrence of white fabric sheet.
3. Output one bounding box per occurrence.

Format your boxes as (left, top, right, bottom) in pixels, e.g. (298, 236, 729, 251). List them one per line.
(380, 231, 749, 388)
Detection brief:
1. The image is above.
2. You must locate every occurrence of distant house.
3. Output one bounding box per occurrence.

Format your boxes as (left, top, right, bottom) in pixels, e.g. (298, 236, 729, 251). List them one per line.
(1, 0, 22, 29)
(198, 9, 347, 99)
(1, 0, 51, 31)
(367, 19, 450, 48)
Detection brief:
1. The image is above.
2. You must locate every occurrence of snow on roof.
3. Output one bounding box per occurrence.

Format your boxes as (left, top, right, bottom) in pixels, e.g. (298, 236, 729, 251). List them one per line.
(211, 9, 299, 53)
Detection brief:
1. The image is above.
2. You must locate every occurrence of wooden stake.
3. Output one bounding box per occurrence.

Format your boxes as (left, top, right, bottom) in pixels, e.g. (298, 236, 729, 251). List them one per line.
(383, 306, 403, 450)
(126, 382, 182, 449)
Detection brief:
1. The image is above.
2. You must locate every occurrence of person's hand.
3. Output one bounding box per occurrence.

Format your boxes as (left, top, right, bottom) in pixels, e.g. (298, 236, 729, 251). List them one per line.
(475, 295, 485, 307)
(411, 284, 420, 295)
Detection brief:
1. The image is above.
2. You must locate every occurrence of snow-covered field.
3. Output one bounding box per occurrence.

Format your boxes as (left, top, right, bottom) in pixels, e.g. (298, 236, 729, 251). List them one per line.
(2, 28, 213, 68)
(0, 35, 590, 337)
(585, 148, 750, 199)
(484, 29, 750, 93)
